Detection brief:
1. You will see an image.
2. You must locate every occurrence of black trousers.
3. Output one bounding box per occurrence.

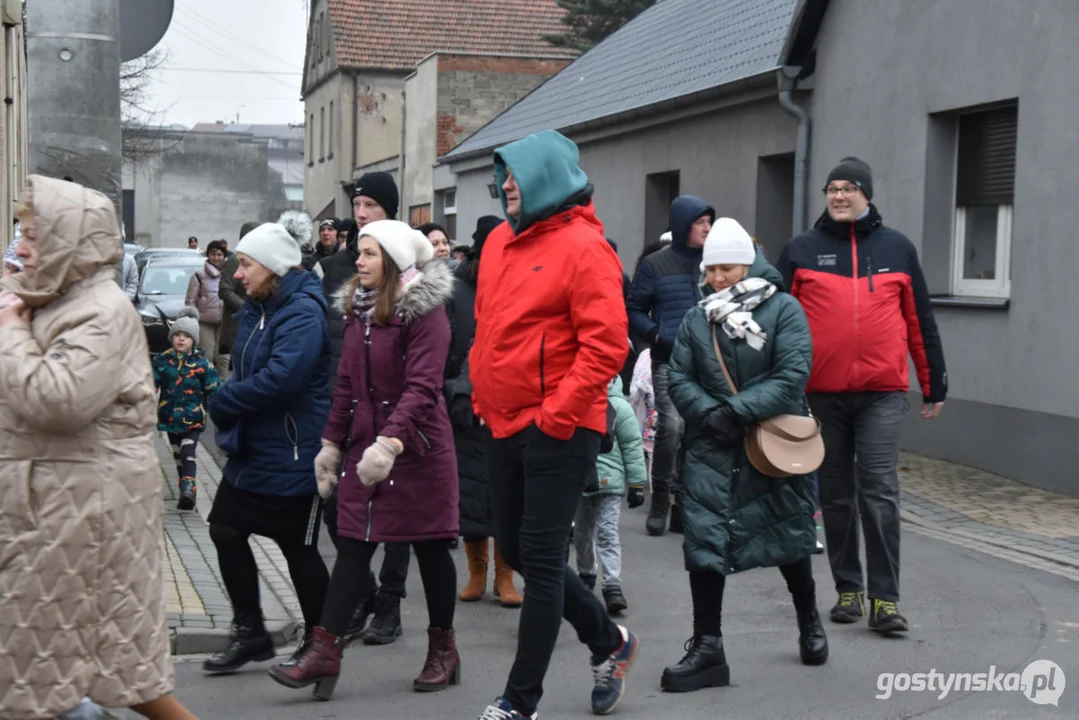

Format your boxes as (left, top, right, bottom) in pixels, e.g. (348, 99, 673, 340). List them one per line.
(320, 537, 457, 636)
(208, 487, 330, 629)
(167, 430, 200, 488)
(689, 555, 817, 637)
(489, 425, 623, 717)
(324, 486, 411, 599)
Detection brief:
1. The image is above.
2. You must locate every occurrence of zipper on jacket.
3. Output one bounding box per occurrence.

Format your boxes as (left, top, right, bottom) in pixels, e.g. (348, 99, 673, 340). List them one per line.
(866, 254, 874, 293)
(850, 226, 860, 389)
(363, 321, 380, 531)
(284, 412, 299, 461)
(539, 333, 546, 395)
(365, 498, 374, 541)
(238, 308, 265, 381)
(417, 429, 431, 450)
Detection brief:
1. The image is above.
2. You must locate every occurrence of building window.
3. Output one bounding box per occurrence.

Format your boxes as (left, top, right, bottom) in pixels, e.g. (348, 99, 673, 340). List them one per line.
(443, 189, 457, 240)
(952, 104, 1017, 298)
(308, 113, 314, 164)
(319, 106, 325, 161)
(328, 101, 334, 158)
(645, 171, 680, 245)
(409, 204, 432, 227)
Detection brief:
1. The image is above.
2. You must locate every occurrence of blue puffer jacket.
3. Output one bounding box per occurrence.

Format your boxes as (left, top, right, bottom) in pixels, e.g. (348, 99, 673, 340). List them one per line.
(208, 268, 332, 496)
(627, 196, 714, 364)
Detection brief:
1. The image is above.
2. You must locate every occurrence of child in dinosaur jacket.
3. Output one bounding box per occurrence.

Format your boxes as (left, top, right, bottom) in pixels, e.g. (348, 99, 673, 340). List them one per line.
(574, 375, 647, 615)
(152, 306, 221, 510)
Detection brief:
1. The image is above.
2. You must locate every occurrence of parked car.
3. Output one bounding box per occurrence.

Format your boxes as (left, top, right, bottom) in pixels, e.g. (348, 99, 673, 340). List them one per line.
(124, 242, 144, 258)
(134, 255, 206, 354)
(134, 247, 201, 277)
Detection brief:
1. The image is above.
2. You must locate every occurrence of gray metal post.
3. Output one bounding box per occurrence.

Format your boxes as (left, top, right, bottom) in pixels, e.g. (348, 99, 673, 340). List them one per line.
(26, 0, 122, 216)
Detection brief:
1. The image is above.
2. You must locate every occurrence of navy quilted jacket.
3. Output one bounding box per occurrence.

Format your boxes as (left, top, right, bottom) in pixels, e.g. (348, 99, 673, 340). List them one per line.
(627, 196, 714, 364)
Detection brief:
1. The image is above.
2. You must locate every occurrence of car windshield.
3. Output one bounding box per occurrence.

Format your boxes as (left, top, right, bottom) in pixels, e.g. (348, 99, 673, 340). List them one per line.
(140, 263, 200, 296)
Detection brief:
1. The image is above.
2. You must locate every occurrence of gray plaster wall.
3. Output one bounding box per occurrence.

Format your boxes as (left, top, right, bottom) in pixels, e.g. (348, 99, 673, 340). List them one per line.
(450, 96, 798, 272)
(810, 0, 1079, 492)
(404, 59, 439, 213)
(135, 134, 275, 248)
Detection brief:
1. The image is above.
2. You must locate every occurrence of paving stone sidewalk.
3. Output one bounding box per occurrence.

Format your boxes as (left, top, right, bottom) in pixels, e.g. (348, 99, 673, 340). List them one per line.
(898, 451, 1079, 581)
(156, 433, 301, 655)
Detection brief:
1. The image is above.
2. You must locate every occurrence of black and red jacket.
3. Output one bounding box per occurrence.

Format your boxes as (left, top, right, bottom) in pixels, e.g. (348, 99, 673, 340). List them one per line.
(777, 206, 947, 402)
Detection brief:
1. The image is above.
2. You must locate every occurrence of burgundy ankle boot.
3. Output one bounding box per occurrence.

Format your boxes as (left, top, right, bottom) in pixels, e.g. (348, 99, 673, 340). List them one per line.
(413, 626, 461, 691)
(267, 626, 343, 701)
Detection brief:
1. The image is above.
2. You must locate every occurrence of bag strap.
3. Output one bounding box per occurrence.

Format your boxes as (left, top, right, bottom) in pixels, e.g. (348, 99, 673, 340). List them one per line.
(711, 325, 739, 395)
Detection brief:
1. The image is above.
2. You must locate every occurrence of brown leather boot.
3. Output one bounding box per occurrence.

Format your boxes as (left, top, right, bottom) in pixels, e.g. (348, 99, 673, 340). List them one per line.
(267, 626, 343, 701)
(413, 626, 461, 692)
(459, 539, 488, 602)
(492, 541, 523, 608)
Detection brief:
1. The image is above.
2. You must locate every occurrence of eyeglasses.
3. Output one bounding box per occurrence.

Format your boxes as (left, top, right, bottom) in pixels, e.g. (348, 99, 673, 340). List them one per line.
(824, 183, 861, 198)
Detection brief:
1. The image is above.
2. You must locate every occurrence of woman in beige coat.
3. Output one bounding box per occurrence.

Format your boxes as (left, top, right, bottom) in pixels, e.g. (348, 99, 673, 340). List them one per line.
(0, 176, 195, 720)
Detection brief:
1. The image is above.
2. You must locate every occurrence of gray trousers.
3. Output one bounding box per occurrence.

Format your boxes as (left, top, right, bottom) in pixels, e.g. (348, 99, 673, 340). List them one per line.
(574, 494, 623, 591)
(651, 362, 685, 496)
(809, 391, 905, 602)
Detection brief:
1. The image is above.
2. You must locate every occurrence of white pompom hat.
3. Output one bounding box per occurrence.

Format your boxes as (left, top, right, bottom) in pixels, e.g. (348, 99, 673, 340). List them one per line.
(359, 219, 434, 271)
(701, 217, 756, 271)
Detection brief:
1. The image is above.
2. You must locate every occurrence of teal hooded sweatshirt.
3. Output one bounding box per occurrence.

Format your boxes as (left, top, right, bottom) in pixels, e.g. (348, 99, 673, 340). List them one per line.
(493, 130, 591, 235)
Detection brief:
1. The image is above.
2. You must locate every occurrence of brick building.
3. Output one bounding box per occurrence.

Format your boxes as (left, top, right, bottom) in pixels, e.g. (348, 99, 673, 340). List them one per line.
(301, 0, 573, 223)
(404, 53, 569, 234)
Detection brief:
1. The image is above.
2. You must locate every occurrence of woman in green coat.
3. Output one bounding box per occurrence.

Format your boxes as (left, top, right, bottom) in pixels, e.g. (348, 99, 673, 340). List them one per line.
(661, 218, 828, 693)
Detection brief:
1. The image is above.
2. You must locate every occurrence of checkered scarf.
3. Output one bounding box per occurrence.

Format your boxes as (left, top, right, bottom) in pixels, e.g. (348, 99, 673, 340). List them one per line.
(699, 277, 776, 351)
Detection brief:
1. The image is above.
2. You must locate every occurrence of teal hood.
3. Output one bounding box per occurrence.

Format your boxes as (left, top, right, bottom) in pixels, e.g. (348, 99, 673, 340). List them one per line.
(493, 130, 591, 234)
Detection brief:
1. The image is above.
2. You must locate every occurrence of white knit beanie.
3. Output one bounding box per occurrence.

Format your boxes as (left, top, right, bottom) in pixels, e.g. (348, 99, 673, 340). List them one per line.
(234, 222, 302, 276)
(701, 217, 756, 270)
(359, 219, 433, 271)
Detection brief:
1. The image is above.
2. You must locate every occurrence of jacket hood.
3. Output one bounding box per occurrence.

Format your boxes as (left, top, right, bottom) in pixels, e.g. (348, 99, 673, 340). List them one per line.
(494, 130, 591, 234)
(1, 175, 123, 307)
(669, 196, 715, 249)
(814, 203, 884, 239)
(203, 261, 221, 278)
(332, 257, 453, 323)
(263, 267, 328, 314)
(608, 375, 624, 396)
(700, 245, 786, 295)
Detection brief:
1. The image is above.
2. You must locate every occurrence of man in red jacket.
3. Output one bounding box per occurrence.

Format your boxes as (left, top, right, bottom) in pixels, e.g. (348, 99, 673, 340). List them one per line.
(470, 130, 640, 720)
(778, 157, 947, 636)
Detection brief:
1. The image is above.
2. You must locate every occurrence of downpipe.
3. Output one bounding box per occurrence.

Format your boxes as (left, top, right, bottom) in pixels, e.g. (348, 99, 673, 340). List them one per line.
(777, 67, 810, 236)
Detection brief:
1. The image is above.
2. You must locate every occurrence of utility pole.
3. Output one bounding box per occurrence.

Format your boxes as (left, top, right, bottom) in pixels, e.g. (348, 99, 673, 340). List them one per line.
(25, 0, 123, 217)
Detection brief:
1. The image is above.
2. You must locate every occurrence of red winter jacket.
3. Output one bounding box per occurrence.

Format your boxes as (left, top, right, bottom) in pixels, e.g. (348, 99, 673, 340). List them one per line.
(470, 202, 629, 440)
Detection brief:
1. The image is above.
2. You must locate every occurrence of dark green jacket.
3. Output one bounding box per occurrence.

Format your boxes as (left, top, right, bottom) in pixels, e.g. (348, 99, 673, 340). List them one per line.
(152, 348, 221, 433)
(668, 252, 816, 575)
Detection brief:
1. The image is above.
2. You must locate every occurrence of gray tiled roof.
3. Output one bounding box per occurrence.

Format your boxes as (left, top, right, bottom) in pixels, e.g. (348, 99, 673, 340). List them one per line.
(442, 0, 799, 161)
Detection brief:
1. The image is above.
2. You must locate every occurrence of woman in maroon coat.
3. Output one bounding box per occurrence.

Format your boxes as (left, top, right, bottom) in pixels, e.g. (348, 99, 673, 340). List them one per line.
(269, 220, 459, 701)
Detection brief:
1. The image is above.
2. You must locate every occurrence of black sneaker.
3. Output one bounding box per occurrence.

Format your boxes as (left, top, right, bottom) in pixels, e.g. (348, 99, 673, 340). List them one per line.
(363, 593, 403, 645)
(829, 591, 864, 623)
(603, 588, 628, 615)
(868, 598, 909, 633)
(177, 479, 196, 511)
(646, 492, 670, 536)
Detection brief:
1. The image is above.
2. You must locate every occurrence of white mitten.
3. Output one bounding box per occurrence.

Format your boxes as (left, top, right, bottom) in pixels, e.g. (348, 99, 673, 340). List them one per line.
(314, 440, 342, 499)
(357, 436, 403, 487)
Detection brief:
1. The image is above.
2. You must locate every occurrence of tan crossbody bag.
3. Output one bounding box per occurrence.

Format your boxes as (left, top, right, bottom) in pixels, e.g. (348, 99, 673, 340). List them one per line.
(711, 326, 825, 478)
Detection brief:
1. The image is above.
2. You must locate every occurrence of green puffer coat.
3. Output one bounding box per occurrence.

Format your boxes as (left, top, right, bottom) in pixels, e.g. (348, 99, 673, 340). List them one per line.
(667, 251, 817, 575)
(587, 376, 647, 497)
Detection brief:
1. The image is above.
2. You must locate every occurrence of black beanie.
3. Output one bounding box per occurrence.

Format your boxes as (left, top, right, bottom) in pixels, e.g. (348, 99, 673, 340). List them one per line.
(352, 172, 399, 219)
(825, 156, 873, 200)
(471, 215, 502, 259)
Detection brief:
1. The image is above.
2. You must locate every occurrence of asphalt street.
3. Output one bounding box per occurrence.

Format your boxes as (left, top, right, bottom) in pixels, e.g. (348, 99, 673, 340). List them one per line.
(158, 505, 1078, 719)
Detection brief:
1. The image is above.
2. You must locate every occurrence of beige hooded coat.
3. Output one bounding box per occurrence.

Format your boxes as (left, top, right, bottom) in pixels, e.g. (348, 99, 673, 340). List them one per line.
(0, 176, 174, 718)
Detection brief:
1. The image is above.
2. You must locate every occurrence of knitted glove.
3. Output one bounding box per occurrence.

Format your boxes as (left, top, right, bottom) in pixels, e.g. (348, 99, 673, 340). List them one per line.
(314, 440, 342, 499)
(357, 436, 403, 487)
(627, 485, 646, 509)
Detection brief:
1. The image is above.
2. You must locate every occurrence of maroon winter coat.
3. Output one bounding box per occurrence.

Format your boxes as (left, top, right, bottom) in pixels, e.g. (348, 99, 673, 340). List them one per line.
(322, 261, 459, 543)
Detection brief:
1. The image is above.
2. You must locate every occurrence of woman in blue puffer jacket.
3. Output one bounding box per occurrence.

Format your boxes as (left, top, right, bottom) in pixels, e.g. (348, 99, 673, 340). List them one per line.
(203, 218, 333, 676)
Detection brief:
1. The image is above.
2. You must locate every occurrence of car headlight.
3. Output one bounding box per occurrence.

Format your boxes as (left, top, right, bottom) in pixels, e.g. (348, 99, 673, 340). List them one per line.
(141, 313, 164, 327)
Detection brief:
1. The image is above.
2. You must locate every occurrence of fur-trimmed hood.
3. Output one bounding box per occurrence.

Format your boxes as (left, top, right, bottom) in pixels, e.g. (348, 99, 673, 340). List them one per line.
(332, 258, 453, 323)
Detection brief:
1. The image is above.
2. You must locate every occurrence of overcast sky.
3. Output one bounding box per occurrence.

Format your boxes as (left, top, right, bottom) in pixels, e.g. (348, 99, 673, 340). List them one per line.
(145, 0, 307, 128)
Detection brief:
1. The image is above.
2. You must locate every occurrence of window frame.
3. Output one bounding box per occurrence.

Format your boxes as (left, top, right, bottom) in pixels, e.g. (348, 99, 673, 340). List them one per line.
(951, 204, 1012, 298)
(443, 189, 457, 215)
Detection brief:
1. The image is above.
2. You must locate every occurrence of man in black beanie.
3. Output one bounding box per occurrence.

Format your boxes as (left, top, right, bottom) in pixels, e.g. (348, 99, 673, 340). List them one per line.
(315, 171, 412, 648)
(777, 156, 947, 636)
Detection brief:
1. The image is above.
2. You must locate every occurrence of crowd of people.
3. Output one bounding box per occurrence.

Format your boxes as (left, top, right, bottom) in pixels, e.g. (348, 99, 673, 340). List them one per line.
(0, 128, 945, 720)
